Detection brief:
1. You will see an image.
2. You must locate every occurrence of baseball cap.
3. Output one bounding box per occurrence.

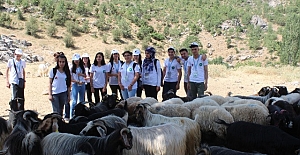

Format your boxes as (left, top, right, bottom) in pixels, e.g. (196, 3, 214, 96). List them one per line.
(133, 49, 141, 56)
(111, 49, 119, 55)
(72, 53, 81, 60)
(189, 42, 199, 48)
(82, 53, 89, 58)
(15, 49, 23, 55)
(168, 47, 175, 51)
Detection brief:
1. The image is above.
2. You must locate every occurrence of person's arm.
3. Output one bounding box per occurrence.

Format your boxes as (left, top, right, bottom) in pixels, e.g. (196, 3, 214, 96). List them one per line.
(23, 67, 26, 88)
(204, 65, 208, 90)
(156, 60, 161, 91)
(162, 66, 166, 80)
(177, 68, 182, 90)
(89, 67, 95, 93)
(6, 67, 10, 88)
(48, 69, 53, 101)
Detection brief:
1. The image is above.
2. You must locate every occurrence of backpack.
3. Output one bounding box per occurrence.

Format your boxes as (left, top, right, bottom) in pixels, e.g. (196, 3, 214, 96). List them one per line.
(51, 68, 71, 88)
(109, 60, 124, 73)
(121, 62, 137, 74)
(154, 59, 163, 86)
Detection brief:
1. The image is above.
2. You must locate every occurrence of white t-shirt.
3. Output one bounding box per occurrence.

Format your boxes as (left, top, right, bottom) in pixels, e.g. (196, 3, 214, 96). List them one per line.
(119, 61, 140, 89)
(163, 58, 181, 82)
(71, 67, 85, 84)
(84, 66, 90, 84)
(180, 56, 191, 83)
(89, 64, 108, 88)
(187, 55, 208, 83)
(49, 68, 68, 94)
(7, 58, 26, 85)
(107, 61, 122, 85)
(142, 59, 161, 86)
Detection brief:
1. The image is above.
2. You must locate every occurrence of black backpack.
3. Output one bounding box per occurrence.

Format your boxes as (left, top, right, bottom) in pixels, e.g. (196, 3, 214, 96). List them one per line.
(154, 59, 163, 86)
(109, 60, 124, 73)
(51, 68, 71, 88)
(121, 62, 137, 74)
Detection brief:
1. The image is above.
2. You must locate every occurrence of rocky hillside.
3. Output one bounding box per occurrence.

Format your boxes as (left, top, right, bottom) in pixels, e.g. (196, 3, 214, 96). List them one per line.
(0, 0, 299, 67)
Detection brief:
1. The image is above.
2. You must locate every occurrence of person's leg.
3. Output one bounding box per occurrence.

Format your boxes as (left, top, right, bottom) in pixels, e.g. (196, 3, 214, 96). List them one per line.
(17, 87, 25, 110)
(136, 80, 142, 97)
(94, 88, 100, 104)
(59, 92, 68, 116)
(143, 85, 150, 98)
(189, 82, 197, 100)
(162, 81, 169, 96)
(121, 89, 129, 100)
(128, 89, 137, 98)
(146, 85, 158, 100)
(184, 82, 188, 96)
(197, 82, 205, 97)
(51, 94, 62, 115)
(110, 85, 118, 95)
(10, 84, 19, 111)
(85, 83, 92, 102)
(70, 84, 79, 117)
(117, 85, 124, 100)
(169, 82, 178, 95)
(79, 85, 85, 103)
(99, 88, 107, 102)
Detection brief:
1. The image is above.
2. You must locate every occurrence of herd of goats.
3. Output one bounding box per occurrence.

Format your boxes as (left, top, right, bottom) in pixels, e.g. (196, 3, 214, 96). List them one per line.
(1, 86, 300, 155)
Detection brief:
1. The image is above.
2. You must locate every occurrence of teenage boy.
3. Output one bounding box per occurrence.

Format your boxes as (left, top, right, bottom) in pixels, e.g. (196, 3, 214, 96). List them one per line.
(187, 42, 208, 99)
(6, 49, 26, 111)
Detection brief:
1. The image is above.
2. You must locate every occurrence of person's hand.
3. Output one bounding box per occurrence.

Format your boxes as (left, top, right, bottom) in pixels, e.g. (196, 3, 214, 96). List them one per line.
(128, 85, 132, 91)
(119, 84, 125, 90)
(91, 87, 95, 93)
(202, 54, 207, 61)
(67, 95, 71, 103)
(176, 57, 181, 64)
(48, 95, 53, 101)
(102, 86, 107, 92)
(187, 83, 190, 90)
(156, 86, 160, 92)
(6, 82, 10, 88)
(176, 83, 180, 90)
(204, 83, 208, 91)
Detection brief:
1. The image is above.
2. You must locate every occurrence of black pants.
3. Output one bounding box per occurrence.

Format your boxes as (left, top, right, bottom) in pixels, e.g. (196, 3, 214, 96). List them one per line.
(143, 85, 158, 100)
(162, 81, 178, 96)
(110, 85, 123, 100)
(94, 88, 107, 104)
(136, 80, 142, 97)
(10, 84, 25, 111)
(85, 83, 92, 102)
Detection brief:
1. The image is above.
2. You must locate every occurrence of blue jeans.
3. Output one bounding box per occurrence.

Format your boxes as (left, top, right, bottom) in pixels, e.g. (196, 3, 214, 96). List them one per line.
(121, 88, 137, 100)
(51, 91, 68, 116)
(70, 83, 86, 117)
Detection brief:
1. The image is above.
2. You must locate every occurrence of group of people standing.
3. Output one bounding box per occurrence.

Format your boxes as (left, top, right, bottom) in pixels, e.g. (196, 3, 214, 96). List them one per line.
(5, 42, 208, 121)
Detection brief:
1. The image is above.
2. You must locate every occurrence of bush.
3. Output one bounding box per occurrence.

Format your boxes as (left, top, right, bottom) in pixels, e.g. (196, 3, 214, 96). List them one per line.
(151, 32, 165, 41)
(104, 49, 110, 59)
(76, 0, 89, 16)
(235, 60, 262, 68)
(46, 23, 57, 37)
(65, 20, 80, 36)
(81, 20, 90, 33)
(17, 9, 24, 20)
(53, 1, 68, 26)
(102, 35, 108, 43)
(0, 13, 12, 28)
(25, 17, 39, 36)
(63, 34, 75, 48)
(112, 29, 122, 42)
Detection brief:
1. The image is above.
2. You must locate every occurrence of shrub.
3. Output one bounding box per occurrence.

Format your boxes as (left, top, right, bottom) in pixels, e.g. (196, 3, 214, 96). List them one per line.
(235, 60, 262, 68)
(81, 20, 90, 33)
(0, 13, 12, 27)
(17, 9, 24, 20)
(53, 1, 68, 26)
(104, 49, 110, 59)
(65, 20, 80, 36)
(76, 0, 89, 16)
(46, 23, 57, 37)
(112, 29, 122, 42)
(102, 35, 108, 43)
(25, 17, 39, 37)
(63, 34, 75, 48)
(151, 32, 165, 41)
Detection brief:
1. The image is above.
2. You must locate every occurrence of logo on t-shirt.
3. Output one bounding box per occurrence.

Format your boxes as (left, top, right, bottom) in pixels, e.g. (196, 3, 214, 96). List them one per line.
(199, 63, 202, 66)
(103, 70, 106, 73)
(172, 66, 175, 69)
(129, 68, 133, 71)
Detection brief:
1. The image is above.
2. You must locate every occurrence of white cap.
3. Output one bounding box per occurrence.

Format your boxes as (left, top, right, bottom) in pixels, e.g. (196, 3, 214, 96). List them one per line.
(133, 49, 141, 56)
(15, 49, 23, 55)
(72, 53, 81, 60)
(111, 49, 119, 55)
(168, 46, 175, 51)
(82, 53, 89, 58)
(189, 42, 199, 48)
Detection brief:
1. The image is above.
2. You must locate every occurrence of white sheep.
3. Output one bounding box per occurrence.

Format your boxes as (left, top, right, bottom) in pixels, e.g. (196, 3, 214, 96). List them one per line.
(135, 103, 201, 155)
(182, 98, 219, 112)
(123, 123, 187, 155)
(150, 103, 191, 118)
(279, 93, 300, 104)
(138, 97, 158, 105)
(223, 103, 269, 125)
(159, 98, 184, 105)
(192, 106, 234, 138)
(37, 62, 50, 77)
(202, 95, 227, 105)
(221, 99, 268, 112)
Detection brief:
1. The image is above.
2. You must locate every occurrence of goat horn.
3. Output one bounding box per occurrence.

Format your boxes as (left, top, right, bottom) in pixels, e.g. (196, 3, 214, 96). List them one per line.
(93, 121, 107, 133)
(23, 111, 32, 120)
(120, 128, 130, 134)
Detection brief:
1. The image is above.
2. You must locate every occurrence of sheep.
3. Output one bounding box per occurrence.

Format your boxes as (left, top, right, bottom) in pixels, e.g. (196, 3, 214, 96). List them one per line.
(182, 98, 219, 113)
(41, 127, 133, 155)
(134, 103, 201, 155)
(3, 110, 43, 155)
(217, 120, 300, 155)
(192, 106, 234, 139)
(138, 97, 158, 105)
(202, 95, 227, 105)
(0, 116, 12, 150)
(123, 123, 187, 155)
(162, 89, 191, 102)
(160, 97, 185, 104)
(198, 144, 267, 155)
(221, 99, 268, 112)
(222, 103, 269, 125)
(279, 93, 300, 104)
(115, 97, 143, 115)
(229, 88, 278, 104)
(150, 102, 191, 118)
(37, 62, 50, 77)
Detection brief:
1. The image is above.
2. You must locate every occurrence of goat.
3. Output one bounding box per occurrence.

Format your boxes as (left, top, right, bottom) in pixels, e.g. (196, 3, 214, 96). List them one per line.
(134, 103, 201, 155)
(2, 110, 42, 155)
(217, 120, 300, 155)
(198, 144, 267, 155)
(0, 116, 12, 150)
(162, 89, 192, 102)
(231, 88, 278, 104)
(41, 127, 133, 155)
(37, 62, 50, 77)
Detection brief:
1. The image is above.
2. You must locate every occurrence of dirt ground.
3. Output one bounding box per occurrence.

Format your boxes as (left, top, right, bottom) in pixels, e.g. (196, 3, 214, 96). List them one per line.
(1, 62, 299, 119)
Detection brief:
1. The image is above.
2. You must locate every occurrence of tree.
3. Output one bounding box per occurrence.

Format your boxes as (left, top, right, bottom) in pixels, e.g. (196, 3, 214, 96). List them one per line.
(25, 17, 39, 37)
(53, 1, 68, 25)
(47, 23, 57, 37)
(76, 0, 89, 16)
(17, 9, 24, 20)
(63, 34, 75, 48)
(280, 13, 300, 66)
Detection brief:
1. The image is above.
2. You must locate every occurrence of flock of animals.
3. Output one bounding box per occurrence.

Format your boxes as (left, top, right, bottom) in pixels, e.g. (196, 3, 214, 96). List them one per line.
(1, 86, 300, 155)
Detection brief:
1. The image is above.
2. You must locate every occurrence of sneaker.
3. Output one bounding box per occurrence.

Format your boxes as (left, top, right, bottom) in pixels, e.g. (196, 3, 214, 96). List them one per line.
(64, 118, 70, 122)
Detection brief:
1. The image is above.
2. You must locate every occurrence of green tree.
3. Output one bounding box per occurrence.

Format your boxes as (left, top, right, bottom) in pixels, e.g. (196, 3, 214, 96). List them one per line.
(263, 24, 278, 53)
(17, 9, 24, 20)
(46, 23, 57, 37)
(112, 29, 122, 42)
(63, 34, 75, 48)
(0, 13, 12, 28)
(65, 21, 80, 36)
(280, 13, 300, 66)
(81, 20, 90, 33)
(53, 1, 68, 25)
(76, 0, 89, 16)
(117, 18, 132, 38)
(25, 17, 39, 37)
(40, 0, 55, 19)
